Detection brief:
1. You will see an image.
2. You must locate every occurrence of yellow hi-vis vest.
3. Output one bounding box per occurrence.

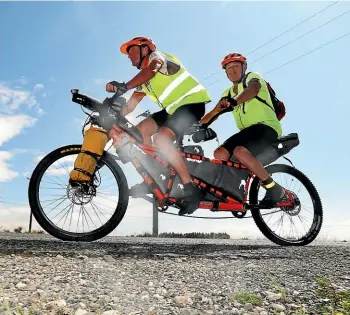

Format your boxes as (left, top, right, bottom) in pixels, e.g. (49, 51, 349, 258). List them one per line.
(140, 52, 211, 114)
(221, 72, 282, 137)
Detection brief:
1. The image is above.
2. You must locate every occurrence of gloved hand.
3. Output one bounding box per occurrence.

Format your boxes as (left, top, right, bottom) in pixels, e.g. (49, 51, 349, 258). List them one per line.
(106, 81, 128, 95)
(102, 81, 128, 115)
(218, 96, 237, 111)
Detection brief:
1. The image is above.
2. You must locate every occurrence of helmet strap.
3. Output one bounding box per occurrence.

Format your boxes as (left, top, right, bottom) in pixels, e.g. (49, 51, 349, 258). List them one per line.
(136, 46, 143, 70)
(136, 45, 152, 70)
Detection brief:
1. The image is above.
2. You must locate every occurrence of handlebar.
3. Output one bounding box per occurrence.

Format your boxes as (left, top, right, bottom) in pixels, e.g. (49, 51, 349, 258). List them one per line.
(71, 88, 126, 115)
(70, 88, 217, 144)
(71, 88, 145, 143)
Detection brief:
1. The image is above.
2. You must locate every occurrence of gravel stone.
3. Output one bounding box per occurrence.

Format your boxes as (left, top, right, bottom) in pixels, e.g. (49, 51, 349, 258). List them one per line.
(270, 303, 286, 311)
(1, 234, 350, 315)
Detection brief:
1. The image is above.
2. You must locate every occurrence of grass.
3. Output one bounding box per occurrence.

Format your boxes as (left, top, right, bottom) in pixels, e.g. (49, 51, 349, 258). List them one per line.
(1, 286, 30, 315)
(2, 278, 350, 314)
(271, 278, 287, 301)
(230, 290, 263, 306)
(267, 277, 350, 315)
(0, 226, 45, 234)
(313, 277, 350, 315)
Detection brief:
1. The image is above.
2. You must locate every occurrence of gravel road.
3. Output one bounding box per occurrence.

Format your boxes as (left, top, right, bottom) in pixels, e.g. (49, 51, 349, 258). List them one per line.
(1, 233, 350, 315)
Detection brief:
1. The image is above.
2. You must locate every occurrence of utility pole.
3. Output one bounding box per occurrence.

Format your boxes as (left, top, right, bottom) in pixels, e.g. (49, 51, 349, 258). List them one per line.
(27, 176, 32, 233)
(152, 196, 158, 237)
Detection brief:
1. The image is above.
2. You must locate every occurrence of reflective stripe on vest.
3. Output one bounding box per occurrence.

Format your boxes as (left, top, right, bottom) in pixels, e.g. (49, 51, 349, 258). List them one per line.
(158, 71, 190, 103)
(141, 52, 210, 114)
(166, 83, 206, 114)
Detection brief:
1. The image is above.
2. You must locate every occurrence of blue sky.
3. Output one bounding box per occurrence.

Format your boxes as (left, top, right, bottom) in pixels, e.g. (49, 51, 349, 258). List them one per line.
(1, 1, 349, 240)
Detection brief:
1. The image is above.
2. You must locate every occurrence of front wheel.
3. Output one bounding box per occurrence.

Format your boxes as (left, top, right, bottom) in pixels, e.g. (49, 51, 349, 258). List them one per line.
(28, 144, 129, 242)
(249, 164, 323, 246)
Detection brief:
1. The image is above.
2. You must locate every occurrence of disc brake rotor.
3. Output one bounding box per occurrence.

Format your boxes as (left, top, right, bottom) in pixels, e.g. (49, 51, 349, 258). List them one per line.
(281, 191, 301, 216)
(67, 183, 96, 205)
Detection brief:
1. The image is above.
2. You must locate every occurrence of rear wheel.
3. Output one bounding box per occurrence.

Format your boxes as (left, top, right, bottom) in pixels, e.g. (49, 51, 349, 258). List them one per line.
(28, 144, 129, 242)
(249, 164, 323, 246)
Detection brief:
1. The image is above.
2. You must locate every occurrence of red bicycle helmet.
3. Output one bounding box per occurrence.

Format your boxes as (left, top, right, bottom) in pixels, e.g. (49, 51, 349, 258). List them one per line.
(221, 53, 247, 69)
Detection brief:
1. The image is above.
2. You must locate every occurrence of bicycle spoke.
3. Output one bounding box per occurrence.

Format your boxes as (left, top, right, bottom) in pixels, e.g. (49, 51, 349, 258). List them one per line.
(36, 153, 121, 236)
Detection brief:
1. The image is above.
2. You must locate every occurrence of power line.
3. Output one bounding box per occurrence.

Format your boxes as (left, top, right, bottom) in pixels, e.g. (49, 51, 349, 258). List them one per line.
(262, 31, 350, 76)
(202, 0, 340, 81)
(251, 7, 350, 65)
(205, 31, 350, 88)
(246, 0, 340, 56)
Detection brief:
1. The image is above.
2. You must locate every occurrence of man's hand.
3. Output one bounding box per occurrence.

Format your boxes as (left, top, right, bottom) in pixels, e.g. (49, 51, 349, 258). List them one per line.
(106, 82, 117, 93)
(200, 96, 237, 126)
(218, 96, 237, 109)
(106, 81, 128, 95)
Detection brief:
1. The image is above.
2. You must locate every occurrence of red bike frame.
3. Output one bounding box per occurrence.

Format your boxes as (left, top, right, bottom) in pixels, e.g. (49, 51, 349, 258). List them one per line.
(109, 124, 293, 212)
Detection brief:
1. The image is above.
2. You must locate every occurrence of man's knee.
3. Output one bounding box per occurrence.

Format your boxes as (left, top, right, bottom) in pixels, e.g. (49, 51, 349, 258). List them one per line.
(214, 147, 230, 161)
(233, 146, 250, 160)
(136, 118, 158, 137)
(155, 127, 176, 147)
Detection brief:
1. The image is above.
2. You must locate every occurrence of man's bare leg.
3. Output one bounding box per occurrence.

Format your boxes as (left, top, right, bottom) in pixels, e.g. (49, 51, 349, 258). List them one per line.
(135, 117, 158, 146)
(214, 146, 286, 205)
(155, 127, 203, 214)
(155, 127, 192, 184)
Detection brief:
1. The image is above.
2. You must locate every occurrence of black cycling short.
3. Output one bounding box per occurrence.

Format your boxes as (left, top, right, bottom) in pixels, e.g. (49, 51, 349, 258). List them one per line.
(151, 102, 206, 136)
(220, 123, 278, 157)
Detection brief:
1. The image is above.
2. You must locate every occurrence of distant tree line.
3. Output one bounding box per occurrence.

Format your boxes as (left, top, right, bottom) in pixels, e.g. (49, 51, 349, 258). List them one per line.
(129, 231, 230, 239)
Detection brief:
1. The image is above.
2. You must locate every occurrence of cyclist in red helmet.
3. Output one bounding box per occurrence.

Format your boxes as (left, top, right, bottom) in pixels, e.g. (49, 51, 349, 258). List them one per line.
(106, 37, 211, 215)
(200, 53, 287, 206)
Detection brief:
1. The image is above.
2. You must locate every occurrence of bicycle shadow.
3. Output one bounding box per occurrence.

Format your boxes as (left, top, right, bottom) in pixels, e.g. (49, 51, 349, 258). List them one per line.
(0, 235, 318, 260)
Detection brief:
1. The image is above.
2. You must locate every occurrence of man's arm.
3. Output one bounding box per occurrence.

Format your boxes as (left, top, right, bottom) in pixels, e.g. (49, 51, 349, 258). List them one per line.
(125, 59, 164, 90)
(120, 91, 145, 116)
(200, 79, 261, 126)
(106, 56, 165, 94)
(234, 79, 261, 105)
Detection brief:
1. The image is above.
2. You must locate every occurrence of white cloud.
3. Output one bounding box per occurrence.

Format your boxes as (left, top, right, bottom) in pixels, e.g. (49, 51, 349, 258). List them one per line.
(0, 203, 35, 232)
(0, 81, 44, 186)
(9, 148, 29, 155)
(0, 82, 38, 114)
(0, 114, 37, 181)
(22, 171, 31, 178)
(0, 115, 37, 147)
(34, 153, 46, 164)
(34, 83, 44, 90)
(42, 93, 47, 98)
(0, 151, 19, 182)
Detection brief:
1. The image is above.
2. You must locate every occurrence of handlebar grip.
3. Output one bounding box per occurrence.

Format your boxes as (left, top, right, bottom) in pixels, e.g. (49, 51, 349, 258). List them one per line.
(192, 127, 217, 143)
